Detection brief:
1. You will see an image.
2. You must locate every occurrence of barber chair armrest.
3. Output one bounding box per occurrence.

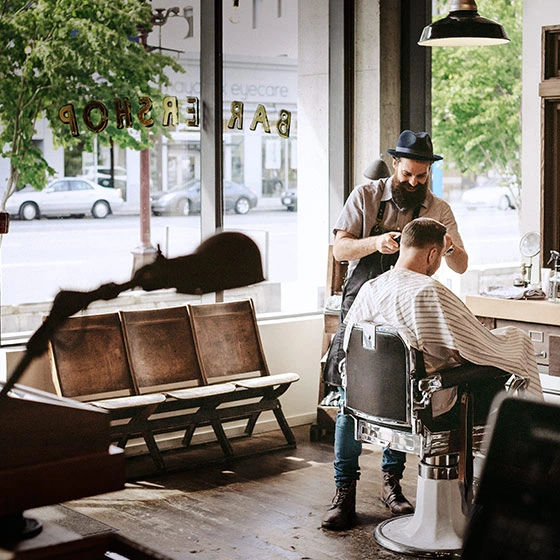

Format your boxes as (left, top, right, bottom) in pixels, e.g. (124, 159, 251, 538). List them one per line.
(419, 363, 510, 394)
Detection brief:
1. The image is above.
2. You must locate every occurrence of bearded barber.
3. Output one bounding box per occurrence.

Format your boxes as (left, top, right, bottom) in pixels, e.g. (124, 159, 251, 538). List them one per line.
(321, 130, 468, 531)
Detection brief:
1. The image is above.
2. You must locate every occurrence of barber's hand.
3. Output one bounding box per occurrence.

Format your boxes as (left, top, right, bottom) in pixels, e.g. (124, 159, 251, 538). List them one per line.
(443, 233, 454, 256)
(376, 231, 401, 254)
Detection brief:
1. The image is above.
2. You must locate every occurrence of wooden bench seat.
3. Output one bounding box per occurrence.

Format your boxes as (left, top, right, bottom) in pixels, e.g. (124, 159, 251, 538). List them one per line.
(89, 394, 165, 410)
(119, 306, 240, 460)
(47, 299, 300, 470)
(187, 299, 300, 451)
(48, 312, 168, 470)
(234, 372, 300, 389)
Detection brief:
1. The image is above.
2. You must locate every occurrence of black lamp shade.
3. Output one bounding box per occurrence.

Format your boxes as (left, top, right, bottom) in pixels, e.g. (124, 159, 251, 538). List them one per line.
(419, 10, 510, 47)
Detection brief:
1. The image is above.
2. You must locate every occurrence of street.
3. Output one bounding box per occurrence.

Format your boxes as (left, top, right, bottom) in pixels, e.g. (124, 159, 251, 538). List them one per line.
(0, 209, 297, 307)
(0, 204, 521, 307)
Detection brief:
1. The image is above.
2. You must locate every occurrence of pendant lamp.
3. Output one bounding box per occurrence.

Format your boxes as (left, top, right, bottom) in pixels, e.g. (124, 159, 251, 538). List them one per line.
(418, 0, 510, 47)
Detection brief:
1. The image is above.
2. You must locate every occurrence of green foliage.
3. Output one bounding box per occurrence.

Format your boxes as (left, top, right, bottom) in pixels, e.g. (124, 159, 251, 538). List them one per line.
(0, 0, 184, 207)
(431, 0, 522, 183)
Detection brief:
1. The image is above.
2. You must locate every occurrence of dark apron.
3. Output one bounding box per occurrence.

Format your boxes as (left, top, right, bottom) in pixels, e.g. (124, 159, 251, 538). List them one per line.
(323, 201, 421, 386)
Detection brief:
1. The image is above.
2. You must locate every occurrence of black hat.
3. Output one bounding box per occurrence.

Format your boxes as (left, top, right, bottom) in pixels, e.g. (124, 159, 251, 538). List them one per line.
(387, 130, 443, 162)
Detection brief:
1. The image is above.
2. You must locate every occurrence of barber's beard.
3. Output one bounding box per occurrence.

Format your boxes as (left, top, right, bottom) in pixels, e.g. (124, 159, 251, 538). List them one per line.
(392, 180, 429, 210)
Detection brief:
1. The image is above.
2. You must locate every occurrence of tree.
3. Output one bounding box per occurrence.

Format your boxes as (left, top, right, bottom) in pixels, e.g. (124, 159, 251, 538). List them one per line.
(0, 0, 184, 209)
(431, 0, 522, 186)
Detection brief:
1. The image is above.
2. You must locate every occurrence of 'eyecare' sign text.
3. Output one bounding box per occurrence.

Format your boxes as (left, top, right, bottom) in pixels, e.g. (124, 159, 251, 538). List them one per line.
(58, 96, 291, 138)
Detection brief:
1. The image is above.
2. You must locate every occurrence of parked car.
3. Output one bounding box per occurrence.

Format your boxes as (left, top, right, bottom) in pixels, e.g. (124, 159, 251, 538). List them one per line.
(6, 178, 124, 220)
(461, 181, 520, 210)
(151, 179, 258, 216)
(281, 188, 297, 211)
(83, 166, 127, 190)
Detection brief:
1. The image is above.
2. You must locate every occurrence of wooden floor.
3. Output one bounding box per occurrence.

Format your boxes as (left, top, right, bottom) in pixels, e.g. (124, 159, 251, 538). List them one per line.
(62, 425, 429, 560)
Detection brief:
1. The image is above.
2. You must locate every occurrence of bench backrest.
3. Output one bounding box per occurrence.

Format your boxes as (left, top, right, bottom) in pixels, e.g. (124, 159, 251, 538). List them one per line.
(119, 306, 204, 393)
(188, 299, 269, 384)
(49, 312, 136, 400)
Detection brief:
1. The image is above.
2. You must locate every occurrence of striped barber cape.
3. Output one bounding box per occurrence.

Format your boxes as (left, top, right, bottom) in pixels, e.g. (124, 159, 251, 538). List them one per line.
(343, 268, 543, 403)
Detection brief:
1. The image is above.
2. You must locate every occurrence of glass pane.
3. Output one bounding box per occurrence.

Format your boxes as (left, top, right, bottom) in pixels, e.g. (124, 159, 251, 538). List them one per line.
(431, 0, 523, 295)
(149, 2, 202, 260)
(222, 1, 325, 314)
(1, 2, 201, 337)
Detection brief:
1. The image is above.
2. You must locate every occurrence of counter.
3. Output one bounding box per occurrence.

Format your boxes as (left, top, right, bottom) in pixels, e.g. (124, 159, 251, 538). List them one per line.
(466, 294, 560, 403)
(465, 295, 560, 327)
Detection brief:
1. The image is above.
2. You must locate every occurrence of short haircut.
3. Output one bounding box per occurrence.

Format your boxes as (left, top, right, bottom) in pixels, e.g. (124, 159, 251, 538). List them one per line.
(401, 217, 446, 250)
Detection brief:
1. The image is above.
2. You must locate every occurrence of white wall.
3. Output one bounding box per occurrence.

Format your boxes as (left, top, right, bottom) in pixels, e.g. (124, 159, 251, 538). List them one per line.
(258, 313, 324, 427)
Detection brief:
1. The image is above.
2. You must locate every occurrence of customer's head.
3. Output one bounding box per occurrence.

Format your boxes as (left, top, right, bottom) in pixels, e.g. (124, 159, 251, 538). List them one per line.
(397, 217, 447, 276)
(387, 130, 443, 210)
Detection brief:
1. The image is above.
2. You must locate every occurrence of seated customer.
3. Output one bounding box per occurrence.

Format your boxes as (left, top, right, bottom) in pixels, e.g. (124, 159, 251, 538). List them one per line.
(322, 217, 542, 531)
(343, 217, 542, 401)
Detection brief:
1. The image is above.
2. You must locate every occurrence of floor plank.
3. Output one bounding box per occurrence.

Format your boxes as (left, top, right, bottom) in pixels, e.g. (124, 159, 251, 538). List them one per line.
(64, 426, 430, 560)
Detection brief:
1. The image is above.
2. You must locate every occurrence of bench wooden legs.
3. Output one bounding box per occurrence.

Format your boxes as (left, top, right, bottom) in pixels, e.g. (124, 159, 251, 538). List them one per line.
(141, 431, 166, 471)
(110, 403, 166, 471)
(209, 418, 234, 457)
(272, 405, 297, 447)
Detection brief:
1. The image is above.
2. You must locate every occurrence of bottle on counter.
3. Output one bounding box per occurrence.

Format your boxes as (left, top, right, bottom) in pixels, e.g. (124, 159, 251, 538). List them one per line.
(547, 250, 560, 302)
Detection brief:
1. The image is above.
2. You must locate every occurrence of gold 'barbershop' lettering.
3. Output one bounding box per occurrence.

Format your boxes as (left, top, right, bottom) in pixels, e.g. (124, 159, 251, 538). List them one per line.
(162, 96, 178, 127)
(227, 101, 291, 138)
(277, 109, 291, 139)
(83, 101, 109, 133)
(115, 97, 132, 129)
(138, 96, 154, 127)
(58, 96, 288, 137)
(227, 101, 244, 130)
(250, 104, 270, 134)
(58, 96, 200, 137)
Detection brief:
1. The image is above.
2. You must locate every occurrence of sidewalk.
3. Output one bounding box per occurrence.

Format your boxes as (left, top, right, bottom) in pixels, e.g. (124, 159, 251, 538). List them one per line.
(255, 196, 285, 212)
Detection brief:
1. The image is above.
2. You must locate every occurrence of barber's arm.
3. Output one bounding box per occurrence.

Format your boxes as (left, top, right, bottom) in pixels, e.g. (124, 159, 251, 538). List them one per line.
(333, 229, 401, 262)
(443, 236, 468, 274)
(440, 205, 469, 274)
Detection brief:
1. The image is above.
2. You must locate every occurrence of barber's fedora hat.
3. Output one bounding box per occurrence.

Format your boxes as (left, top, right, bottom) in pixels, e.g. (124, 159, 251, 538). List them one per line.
(387, 130, 443, 162)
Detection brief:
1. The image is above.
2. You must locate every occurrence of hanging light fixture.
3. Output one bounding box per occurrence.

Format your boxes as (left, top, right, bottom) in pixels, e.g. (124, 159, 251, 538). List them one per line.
(418, 0, 510, 47)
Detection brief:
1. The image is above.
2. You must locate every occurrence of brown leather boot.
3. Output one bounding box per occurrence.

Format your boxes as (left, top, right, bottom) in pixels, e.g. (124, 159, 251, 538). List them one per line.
(321, 481, 357, 530)
(381, 472, 414, 515)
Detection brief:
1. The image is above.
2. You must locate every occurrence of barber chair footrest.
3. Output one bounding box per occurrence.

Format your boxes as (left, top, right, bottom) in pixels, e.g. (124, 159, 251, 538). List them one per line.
(375, 476, 466, 558)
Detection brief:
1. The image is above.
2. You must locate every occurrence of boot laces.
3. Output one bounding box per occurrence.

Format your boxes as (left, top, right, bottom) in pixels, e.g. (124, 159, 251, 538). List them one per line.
(383, 474, 406, 503)
(332, 484, 353, 507)
(384, 474, 403, 493)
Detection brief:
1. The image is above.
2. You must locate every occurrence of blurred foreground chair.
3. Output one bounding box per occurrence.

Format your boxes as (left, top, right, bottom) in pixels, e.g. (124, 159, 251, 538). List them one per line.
(344, 322, 514, 557)
(461, 395, 560, 559)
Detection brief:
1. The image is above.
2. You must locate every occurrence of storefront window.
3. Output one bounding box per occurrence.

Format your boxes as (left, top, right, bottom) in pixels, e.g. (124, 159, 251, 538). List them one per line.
(431, 0, 524, 295)
(0, 1, 330, 337)
(221, 0, 328, 315)
(0, 2, 203, 337)
(147, 4, 202, 260)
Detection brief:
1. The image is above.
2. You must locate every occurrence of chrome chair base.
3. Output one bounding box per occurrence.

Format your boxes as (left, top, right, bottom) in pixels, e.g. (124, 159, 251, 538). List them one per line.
(374, 456, 466, 558)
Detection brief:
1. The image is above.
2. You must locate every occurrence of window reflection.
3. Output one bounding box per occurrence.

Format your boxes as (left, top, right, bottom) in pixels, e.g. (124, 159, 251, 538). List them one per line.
(0, 1, 330, 338)
(222, 0, 303, 314)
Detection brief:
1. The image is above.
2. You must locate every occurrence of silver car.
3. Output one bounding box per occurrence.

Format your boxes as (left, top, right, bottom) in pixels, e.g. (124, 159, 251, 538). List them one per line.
(151, 179, 258, 216)
(6, 178, 124, 220)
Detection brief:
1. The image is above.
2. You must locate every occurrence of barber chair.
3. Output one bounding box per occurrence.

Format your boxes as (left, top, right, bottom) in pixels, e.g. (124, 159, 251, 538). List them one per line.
(343, 322, 518, 558)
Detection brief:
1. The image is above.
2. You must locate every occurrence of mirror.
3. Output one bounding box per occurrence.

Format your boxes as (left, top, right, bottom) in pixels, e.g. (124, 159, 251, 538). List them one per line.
(519, 231, 541, 286)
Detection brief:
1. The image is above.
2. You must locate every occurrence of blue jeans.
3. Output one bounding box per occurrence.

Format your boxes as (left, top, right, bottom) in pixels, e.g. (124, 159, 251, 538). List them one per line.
(333, 388, 406, 487)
